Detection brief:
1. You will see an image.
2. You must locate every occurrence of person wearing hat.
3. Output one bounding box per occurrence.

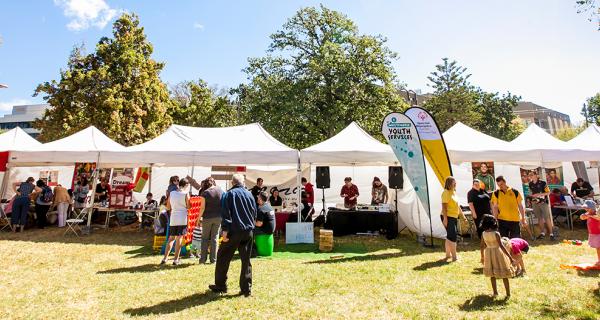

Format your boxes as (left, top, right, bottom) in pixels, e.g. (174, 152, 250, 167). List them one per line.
(371, 177, 388, 205)
(467, 178, 491, 239)
(580, 200, 600, 266)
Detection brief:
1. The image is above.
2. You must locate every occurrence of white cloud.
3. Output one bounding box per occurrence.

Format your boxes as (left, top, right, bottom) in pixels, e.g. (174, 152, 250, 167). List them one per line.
(193, 22, 204, 30)
(0, 99, 31, 115)
(54, 0, 119, 31)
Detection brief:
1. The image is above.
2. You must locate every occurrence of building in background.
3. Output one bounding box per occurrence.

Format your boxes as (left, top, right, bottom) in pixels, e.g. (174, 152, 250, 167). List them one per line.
(514, 101, 571, 134)
(0, 104, 50, 138)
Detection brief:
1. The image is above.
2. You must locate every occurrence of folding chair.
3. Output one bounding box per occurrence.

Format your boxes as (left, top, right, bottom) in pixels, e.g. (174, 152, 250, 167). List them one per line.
(64, 207, 90, 237)
(0, 206, 11, 232)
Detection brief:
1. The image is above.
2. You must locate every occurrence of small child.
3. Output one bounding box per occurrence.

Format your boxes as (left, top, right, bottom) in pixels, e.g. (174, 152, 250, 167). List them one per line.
(480, 214, 516, 297)
(501, 237, 529, 276)
(580, 200, 600, 266)
(191, 218, 202, 259)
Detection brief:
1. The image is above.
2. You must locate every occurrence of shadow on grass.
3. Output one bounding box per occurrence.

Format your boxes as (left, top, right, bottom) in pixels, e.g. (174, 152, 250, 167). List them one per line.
(304, 252, 404, 264)
(412, 259, 449, 271)
(97, 263, 194, 274)
(459, 294, 508, 311)
(123, 290, 240, 316)
(577, 269, 600, 277)
(124, 246, 155, 258)
(0, 226, 153, 246)
(471, 267, 483, 275)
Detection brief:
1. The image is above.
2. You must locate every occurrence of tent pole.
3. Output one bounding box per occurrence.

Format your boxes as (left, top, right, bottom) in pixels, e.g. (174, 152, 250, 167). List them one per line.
(87, 153, 101, 229)
(148, 165, 153, 195)
(0, 164, 11, 200)
(297, 151, 302, 223)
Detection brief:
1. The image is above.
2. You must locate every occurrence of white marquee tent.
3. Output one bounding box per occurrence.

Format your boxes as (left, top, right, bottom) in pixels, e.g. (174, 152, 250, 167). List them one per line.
(300, 122, 398, 165)
(569, 124, 600, 151)
(9, 126, 126, 166)
(0, 127, 42, 151)
(103, 123, 299, 166)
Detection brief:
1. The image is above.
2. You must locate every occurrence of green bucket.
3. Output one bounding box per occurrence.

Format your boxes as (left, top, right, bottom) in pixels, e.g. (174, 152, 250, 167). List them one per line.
(255, 234, 274, 257)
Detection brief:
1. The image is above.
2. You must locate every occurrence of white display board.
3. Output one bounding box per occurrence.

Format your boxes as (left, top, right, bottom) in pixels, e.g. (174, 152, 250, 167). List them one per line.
(285, 222, 314, 244)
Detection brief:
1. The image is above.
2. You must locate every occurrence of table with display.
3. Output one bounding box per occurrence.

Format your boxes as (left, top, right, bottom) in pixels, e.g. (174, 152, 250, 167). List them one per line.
(93, 206, 158, 229)
(324, 207, 397, 237)
(553, 205, 586, 231)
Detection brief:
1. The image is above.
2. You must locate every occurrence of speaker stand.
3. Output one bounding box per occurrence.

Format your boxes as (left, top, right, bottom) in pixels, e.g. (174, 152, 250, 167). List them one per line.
(319, 188, 327, 222)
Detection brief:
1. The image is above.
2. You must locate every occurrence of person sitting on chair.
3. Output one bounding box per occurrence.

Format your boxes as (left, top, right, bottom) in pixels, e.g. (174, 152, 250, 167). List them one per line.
(571, 178, 595, 199)
(256, 192, 275, 235)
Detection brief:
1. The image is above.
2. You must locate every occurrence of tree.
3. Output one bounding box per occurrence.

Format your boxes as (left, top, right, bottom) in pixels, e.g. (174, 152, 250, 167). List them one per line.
(423, 58, 522, 140)
(576, 1, 599, 30)
(34, 13, 174, 145)
(581, 93, 600, 125)
(170, 80, 242, 127)
(554, 125, 585, 141)
(236, 5, 407, 149)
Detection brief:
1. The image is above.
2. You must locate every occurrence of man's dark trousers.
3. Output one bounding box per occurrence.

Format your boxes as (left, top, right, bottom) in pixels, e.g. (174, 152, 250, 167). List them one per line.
(214, 230, 253, 293)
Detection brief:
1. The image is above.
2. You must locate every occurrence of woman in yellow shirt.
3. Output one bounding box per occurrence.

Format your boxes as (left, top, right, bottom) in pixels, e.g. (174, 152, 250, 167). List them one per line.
(441, 176, 460, 262)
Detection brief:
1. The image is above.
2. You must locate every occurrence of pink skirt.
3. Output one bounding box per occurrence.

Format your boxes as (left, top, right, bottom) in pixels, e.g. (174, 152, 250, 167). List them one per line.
(589, 234, 600, 248)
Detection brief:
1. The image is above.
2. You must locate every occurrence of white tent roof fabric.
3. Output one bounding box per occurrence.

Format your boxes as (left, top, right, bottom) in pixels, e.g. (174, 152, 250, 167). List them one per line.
(9, 126, 125, 165)
(102, 123, 299, 166)
(569, 124, 600, 151)
(300, 122, 398, 165)
(0, 127, 41, 151)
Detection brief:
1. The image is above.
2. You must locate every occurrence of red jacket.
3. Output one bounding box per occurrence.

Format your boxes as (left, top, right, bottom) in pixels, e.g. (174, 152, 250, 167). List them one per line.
(304, 182, 314, 205)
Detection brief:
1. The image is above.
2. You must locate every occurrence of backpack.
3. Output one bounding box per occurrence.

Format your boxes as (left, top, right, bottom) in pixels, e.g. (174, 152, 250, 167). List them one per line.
(494, 189, 519, 201)
(41, 186, 53, 203)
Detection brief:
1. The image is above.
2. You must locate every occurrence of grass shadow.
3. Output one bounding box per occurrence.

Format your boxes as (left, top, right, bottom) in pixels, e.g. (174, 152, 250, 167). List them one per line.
(577, 269, 600, 278)
(304, 252, 404, 264)
(459, 294, 509, 311)
(124, 246, 155, 258)
(471, 267, 483, 275)
(97, 263, 194, 274)
(123, 290, 239, 316)
(412, 259, 449, 271)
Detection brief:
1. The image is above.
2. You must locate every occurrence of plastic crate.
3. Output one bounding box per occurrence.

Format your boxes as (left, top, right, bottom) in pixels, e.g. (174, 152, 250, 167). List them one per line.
(153, 235, 166, 252)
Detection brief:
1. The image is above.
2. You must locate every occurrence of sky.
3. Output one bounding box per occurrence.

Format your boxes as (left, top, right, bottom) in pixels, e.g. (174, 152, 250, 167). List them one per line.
(0, 0, 598, 123)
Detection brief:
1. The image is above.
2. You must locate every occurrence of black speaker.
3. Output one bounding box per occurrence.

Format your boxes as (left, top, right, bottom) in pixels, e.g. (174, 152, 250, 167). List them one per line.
(388, 166, 403, 189)
(316, 166, 330, 189)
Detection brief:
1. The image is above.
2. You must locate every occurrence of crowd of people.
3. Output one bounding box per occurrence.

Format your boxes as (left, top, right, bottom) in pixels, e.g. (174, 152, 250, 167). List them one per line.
(441, 172, 600, 297)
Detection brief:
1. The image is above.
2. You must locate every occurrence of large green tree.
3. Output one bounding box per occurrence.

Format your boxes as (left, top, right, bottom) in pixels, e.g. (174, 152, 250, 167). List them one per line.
(236, 5, 407, 149)
(423, 58, 523, 140)
(581, 92, 600, 125)
(170, 80, 242, 127)
(34, 13, 174, 145)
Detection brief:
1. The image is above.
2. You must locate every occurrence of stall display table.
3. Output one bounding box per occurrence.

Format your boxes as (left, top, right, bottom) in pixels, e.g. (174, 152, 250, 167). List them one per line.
(325, 208, 395, 236)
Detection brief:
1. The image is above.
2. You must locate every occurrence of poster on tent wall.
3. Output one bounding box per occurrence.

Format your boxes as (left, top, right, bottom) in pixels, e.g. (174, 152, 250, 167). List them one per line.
(520, 167, 542, 208)
(39, 170, 59, 187)
(544, 167, 564, 190)
(404, 107, 452, 187)
(381, 113, 430, 217)
(71, 162, 96, 189)
(111, 168, 135, 187)
(245, 167, 311, 207)
(471, 162, 496, 193)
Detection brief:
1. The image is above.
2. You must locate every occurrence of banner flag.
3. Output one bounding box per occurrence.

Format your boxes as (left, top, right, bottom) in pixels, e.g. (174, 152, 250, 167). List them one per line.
(382, 113, 430, 216)
(405, 107, 453, 186)
(133, 167, 150, 193)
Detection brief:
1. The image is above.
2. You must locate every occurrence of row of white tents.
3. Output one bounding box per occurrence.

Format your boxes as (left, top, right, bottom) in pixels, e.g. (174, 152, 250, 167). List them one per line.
(1, 121, 600, 238)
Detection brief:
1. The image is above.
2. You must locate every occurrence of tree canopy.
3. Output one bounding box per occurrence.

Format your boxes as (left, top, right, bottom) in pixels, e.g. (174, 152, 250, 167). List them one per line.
(236, 5, 407, 149)
(581, 92, 600, 125)
(170, 80, 241, 128)
(423, 58, 523, 140)
(33, 13, 174, 146)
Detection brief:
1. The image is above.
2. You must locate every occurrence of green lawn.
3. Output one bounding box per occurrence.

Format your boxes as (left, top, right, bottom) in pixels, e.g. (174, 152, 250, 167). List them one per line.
(0, 227, 598, 320)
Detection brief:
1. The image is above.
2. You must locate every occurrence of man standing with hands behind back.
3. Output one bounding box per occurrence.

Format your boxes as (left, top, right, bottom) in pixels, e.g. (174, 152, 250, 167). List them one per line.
(467, 179, 491, 239)
(209, 174, 257, 297)
(340, 177, 359, 209)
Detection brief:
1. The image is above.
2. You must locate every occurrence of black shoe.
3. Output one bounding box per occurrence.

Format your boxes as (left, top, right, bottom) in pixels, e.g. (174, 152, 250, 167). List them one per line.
(239, 291, 251, 297)
(209, 285, 227, 294)
(536, 234, 545, 240)
(550, 234, 556, 241)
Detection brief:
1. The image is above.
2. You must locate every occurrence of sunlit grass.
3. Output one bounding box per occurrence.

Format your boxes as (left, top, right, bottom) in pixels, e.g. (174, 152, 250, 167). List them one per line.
(0, 227, 598, 319)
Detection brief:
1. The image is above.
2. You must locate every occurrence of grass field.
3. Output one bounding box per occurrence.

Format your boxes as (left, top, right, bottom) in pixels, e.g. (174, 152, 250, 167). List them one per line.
(0, 226, 598, 320)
